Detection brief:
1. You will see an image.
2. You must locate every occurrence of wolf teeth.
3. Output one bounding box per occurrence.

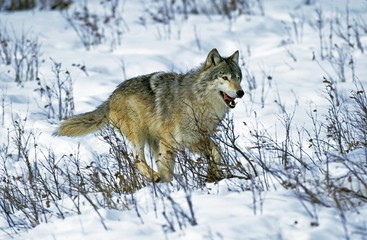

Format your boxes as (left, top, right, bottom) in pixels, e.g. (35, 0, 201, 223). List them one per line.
(225, 100, 236, 108)
(230, 100, 236, 107)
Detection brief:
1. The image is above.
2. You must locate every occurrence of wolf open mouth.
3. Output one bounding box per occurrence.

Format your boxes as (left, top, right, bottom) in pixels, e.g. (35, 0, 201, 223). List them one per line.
(220, 91, 237, 108)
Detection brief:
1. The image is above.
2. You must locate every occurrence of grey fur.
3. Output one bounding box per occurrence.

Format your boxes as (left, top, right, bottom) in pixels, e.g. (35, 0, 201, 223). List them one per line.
(55, 48, 244, 182)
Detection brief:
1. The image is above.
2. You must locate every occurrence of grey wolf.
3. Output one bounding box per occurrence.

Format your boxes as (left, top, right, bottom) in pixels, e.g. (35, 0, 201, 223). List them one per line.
(54, 48, 244, 182)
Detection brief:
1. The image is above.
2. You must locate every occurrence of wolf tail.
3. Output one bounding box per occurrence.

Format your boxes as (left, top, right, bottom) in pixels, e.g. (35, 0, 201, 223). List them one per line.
(54, 103, 109, 137)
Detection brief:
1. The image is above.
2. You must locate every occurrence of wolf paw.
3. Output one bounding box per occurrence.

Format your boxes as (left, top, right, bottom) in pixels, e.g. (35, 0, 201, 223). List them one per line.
(206, 161, 225, 181)
(135, 160, 161, 183)
(206, 175, 225, 183)
(151, 172, 161, 183)
(206, 170, 225, 183)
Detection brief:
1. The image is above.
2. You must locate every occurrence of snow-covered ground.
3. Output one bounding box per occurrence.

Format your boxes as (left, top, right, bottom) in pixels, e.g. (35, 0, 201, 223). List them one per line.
(1, 0, 367, 239)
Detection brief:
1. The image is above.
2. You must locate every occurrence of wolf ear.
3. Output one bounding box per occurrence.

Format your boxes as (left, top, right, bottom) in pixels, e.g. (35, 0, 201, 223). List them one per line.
(204, 48, 222, 69)
(229, 50, 239, 64)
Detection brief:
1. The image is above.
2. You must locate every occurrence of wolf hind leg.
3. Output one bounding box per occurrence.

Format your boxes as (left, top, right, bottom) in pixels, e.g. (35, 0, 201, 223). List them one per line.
(156, 141, 176, 182)
(132, 138, 161, 183)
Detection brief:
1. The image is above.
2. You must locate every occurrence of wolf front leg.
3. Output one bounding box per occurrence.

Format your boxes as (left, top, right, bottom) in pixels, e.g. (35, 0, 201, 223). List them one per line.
(156, 141, 176, 182)
(206, 140, 224, 182)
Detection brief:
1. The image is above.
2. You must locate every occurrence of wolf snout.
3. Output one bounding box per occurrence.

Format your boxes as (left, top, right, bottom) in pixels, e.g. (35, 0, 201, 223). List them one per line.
(236, 90, 244, 98)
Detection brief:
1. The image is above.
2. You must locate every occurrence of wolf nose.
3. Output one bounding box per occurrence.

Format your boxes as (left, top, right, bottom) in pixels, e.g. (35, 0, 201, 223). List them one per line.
(236, 90, 244, 98)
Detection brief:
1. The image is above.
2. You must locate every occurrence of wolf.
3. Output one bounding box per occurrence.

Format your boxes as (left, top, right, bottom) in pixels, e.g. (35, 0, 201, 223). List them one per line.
(54, 48, 244, 182)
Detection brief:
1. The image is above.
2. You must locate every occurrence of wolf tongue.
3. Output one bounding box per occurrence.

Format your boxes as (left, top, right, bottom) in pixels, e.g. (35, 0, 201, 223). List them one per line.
(223, 92, 235, 101)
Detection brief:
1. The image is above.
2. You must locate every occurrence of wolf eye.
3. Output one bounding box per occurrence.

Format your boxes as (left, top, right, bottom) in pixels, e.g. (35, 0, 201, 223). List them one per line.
(222, 76, 229, 80)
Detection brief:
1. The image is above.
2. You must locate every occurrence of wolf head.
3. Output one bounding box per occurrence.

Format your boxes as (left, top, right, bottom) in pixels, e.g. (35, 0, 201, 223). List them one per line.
(202, 48, 244, 109)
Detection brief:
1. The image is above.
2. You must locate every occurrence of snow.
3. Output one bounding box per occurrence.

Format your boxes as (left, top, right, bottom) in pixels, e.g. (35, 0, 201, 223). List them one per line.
(1, 0, 367, 239)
